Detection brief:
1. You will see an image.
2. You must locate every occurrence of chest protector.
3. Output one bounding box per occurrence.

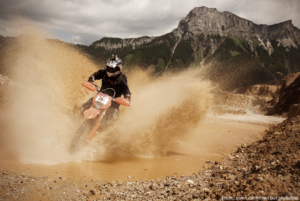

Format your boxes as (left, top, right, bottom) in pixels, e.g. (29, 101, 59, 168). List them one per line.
(102, 73, 124, 85)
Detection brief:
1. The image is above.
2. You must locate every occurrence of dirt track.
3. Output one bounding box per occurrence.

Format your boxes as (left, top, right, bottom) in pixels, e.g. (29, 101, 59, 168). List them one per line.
(0, 115, 273, 201)
(2, 116, 300, 201)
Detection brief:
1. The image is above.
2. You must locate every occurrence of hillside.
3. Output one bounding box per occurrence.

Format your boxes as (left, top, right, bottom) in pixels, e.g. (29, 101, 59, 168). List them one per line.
(76, 6, 300, 91)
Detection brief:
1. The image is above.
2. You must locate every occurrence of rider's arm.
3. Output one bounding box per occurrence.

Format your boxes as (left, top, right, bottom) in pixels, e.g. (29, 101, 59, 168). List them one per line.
(88, 69, 106, 83)
(121, 75, 131, 102)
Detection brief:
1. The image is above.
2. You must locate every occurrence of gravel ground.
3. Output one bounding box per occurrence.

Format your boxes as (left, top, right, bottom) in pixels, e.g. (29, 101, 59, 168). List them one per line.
(1, 116, 300, 201)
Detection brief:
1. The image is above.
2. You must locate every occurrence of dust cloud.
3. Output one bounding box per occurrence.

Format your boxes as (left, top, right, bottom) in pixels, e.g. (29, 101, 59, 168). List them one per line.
(4, 18, 213, 165)
(4, 18, 98, 164)
(89, 70, 213, 161)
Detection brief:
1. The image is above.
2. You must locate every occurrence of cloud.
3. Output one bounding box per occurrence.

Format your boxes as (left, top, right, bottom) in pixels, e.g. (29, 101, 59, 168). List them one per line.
(0, 0, 299, 45)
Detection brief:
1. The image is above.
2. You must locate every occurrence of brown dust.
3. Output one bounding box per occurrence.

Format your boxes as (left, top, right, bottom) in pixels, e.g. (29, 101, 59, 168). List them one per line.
(2, 19, 213, 165)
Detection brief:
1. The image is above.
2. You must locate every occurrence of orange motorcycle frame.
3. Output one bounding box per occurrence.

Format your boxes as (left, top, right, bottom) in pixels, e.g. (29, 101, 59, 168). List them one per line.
(81, 81, 130, 141)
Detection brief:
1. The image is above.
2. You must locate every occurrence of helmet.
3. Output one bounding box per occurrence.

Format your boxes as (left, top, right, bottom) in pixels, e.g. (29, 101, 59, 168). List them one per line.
(106, 54, 123, 77)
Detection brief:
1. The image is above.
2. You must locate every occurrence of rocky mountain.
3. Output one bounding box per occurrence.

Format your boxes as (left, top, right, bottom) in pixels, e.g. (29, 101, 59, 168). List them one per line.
(1, 7, 300, 91)
(87, 7, 300, 56)
(175, 7, 300, 45)
(76, 6, 300, 91)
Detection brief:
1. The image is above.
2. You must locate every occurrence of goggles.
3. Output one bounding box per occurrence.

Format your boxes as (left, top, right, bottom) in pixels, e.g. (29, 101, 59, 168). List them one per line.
(107, 66, 119, 73)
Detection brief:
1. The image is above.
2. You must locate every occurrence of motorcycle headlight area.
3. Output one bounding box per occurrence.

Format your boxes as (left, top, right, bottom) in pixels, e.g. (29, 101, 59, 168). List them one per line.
(94, 94, 110, 109)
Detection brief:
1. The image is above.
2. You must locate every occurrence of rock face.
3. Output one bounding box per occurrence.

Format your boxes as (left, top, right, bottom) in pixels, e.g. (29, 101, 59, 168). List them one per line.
(175, 7, 300, 47)
(93, 36, 157, 51)
(224, 94, 272, 113)
(245, 85, 280, 97)
(93, 6, 300, 52)
(289, 104, 300, 119)
(213, 84, 280, 113)
(281, 72, 300, 88)
(267, 72, 300, 115)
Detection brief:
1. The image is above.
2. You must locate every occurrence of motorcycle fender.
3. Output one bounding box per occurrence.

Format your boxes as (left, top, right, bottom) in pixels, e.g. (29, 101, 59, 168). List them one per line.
(83, 108, 100, 119)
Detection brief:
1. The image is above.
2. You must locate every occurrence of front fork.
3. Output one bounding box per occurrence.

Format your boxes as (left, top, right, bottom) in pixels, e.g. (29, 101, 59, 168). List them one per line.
(87, 109, 107, 141)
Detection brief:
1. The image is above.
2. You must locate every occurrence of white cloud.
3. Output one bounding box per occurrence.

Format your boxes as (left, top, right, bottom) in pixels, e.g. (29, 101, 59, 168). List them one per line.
(0, 0, 299, 45)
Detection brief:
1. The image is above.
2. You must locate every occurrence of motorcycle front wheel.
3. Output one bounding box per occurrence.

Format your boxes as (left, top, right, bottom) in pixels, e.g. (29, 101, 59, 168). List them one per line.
(69, 119, 94, 154)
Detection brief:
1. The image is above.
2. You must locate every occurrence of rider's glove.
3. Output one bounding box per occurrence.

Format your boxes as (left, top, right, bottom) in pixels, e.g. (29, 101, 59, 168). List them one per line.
(88, 75, 95, 83)
(124, 94, 131, 102)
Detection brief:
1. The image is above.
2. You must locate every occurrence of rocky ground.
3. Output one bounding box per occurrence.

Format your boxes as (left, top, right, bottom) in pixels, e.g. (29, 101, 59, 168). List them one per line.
(1, 116, 299, 201)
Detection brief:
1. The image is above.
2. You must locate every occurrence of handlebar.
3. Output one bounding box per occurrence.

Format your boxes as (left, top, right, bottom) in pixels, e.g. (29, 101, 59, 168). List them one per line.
(82, 82, 116, 99)
(92, 84, 116, 99)
(82, 81, 130, 106)
(100, 88, 116, 99)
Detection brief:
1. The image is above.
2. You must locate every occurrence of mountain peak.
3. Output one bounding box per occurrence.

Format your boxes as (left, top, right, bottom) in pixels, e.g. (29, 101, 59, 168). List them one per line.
(175, 6, 300, 44)
(182, 6, 221, 22)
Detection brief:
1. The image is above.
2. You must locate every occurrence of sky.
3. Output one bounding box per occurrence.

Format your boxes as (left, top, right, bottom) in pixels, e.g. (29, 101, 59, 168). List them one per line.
(0, 0, 299, 45)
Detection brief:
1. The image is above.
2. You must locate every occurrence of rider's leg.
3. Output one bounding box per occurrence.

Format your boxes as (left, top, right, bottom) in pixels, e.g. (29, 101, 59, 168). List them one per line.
(80, 98, 93, 114)
(104, 107, 119, 121)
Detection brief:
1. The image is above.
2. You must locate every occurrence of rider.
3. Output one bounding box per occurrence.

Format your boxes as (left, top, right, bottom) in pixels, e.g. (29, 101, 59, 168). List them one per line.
(81, 54, 131, 120)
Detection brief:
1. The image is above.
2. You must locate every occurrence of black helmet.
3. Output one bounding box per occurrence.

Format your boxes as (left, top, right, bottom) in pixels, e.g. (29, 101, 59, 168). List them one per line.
(106, 54, 123, 77)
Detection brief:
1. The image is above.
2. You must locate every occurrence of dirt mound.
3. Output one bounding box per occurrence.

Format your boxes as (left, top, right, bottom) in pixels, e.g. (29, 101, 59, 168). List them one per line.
(289, 104, 300, 119)
(212, 84, 279, 114)
(199, 116, 300, 199)
(267, 72, 300, 115)
(244, 85, 280, 97)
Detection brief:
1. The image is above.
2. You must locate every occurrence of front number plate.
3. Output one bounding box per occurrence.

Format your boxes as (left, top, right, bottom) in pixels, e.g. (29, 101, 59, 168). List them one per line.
(95, 94, 109, 105)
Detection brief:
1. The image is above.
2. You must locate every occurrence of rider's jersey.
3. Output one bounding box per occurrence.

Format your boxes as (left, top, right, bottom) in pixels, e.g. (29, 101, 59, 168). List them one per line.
(89, 69, 131, 109)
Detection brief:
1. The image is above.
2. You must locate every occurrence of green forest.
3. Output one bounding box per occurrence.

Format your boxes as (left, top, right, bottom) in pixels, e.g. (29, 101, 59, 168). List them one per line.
(75, 33, 300, 91)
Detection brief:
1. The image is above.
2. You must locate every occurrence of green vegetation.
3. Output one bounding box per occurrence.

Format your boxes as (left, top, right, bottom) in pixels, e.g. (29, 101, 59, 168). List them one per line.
(203, 46, 212, 58)
(171, 59, 184, 66)
(77, 33, 176, 71)
(74, 32, 300, 91)
(230, 50, 240, 57)
(241, 41, 254, 55)
(124, 53, 133, 62)
(170, 39, 194, 69)
(254, 40, 300, 79)
(76, 33, 225, 71)
(197, 33, 205, 42)
(191, 49, 203, 67)
(203, 38, 274, 91)
(155, 58, 165, 73)
(1, 30, 299, 94)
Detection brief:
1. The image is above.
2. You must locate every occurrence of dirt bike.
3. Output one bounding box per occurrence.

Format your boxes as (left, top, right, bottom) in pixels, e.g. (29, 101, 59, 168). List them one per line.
(69, 82, 130, 153)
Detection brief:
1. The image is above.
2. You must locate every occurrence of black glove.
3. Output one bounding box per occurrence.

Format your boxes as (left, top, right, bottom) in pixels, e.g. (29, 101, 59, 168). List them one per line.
(88, 75, 95, 83)
(124, 94, 131, 102)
